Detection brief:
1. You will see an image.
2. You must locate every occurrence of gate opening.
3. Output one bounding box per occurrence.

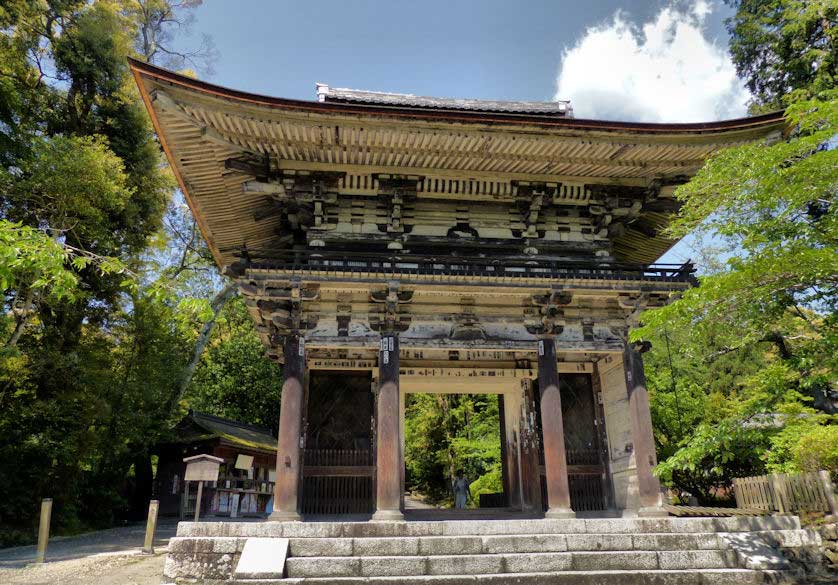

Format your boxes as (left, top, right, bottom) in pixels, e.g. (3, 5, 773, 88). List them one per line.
(403, 393, 506, 509)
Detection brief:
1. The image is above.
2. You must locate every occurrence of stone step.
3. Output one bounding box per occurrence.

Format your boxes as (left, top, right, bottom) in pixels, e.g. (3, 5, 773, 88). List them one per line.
(231, 568, 795, 585)
(176, 516, 802, 539)
(284, 530, 816, 558)
(284, 550, 739, 578)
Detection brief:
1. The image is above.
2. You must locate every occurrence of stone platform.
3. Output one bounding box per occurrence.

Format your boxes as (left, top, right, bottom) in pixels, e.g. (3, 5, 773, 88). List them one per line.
(163, 516, 822, 584)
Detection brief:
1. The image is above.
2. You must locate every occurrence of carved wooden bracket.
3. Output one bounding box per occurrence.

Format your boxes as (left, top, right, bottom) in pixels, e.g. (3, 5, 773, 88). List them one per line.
(525, 289, 570, 335)
(369, 281, 412, 333)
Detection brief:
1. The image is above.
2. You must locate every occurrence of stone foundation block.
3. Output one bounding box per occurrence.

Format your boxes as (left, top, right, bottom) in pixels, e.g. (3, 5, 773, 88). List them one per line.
(285, 556, 360, 578)
(427, 554, 503, 575)
(632, 532, 722, 550)
(502, 552, 573, 572)
(657, 549, 736, 569)
(567, 533, 632, 551)
(419, 536, 482, 555)
(353, 536, 420, 556)
(360, 556, 427, 576)
(572, 551, 658, 571)
(288, 537, 352, 557)
(482, 534, 567, 553)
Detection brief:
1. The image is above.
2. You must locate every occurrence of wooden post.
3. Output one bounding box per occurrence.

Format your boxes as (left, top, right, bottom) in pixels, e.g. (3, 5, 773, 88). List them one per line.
(373, 333, 404, 521)
(35, 498, 52, 564)
(623, 343, 667, 517)
(770, 473, 787, 514)
(819, 471, 838, 519)
(537, 338, 575, 519)
(269, 333, 305, 521)
(194, 481, 203, 521)
(180, 482, 187, 520)
(142, 500, 159, 554)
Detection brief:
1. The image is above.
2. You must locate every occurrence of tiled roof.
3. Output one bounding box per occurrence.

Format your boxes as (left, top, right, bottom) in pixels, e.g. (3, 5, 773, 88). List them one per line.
(181, 411, 277, 452)
(317, 84, 573, 117)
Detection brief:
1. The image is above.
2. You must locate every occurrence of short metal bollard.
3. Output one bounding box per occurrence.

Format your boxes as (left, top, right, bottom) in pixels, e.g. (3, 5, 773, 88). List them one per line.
(35, 498, 52, 563)
(143, 499, 159, 554)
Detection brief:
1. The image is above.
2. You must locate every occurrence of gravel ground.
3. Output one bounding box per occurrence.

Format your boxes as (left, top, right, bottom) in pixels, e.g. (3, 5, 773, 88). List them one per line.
(0, 521, 177, 585)
(0, 550, 167, 585)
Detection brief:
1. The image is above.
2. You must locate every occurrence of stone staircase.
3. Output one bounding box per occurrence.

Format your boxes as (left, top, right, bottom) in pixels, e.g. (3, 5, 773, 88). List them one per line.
(163, 516, 824, 584)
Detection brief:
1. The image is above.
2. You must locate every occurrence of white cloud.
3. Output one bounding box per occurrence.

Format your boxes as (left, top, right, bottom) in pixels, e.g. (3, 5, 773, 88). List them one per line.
(555, 1, 749, 122)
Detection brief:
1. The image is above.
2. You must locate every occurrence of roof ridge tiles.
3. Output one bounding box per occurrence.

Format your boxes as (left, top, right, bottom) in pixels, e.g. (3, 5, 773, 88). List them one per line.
(316, 83, 574, 116)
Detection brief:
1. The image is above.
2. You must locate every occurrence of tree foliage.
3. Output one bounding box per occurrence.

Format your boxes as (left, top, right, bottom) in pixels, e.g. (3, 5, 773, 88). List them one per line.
(726, 0, 837, 109)
(0, 0, 268, 548)
(635, 1, 838, 501)
(404, 393, 503, 507)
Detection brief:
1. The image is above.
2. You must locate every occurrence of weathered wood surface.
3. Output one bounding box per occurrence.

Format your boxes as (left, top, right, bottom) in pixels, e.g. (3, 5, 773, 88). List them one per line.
(733, 471, 837, 514)
(663, 504, 770, 517)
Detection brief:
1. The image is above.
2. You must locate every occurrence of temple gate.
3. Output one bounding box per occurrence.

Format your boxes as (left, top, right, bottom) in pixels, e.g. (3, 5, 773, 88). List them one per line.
(130, 59, 785, 521)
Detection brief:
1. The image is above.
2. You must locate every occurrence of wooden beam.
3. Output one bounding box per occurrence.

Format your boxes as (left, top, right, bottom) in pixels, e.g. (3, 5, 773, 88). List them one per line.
(274, 159, 652, 188)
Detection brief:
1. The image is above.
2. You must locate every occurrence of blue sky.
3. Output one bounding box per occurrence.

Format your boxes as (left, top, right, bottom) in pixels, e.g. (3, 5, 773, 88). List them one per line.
(174, 0, 748, 264)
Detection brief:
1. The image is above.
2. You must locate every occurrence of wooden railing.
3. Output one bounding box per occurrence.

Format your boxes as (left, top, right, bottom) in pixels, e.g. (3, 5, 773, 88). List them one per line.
(247, 250, 697, 285)
(733, 470, 838, 515)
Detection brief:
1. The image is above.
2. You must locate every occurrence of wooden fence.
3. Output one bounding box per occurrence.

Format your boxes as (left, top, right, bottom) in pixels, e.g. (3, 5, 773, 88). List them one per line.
(733, 470, 838, 515)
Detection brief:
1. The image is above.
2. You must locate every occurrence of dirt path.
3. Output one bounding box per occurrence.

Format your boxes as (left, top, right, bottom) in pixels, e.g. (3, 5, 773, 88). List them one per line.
(0, 522, 177, 584)
(0, 551, 166, 585)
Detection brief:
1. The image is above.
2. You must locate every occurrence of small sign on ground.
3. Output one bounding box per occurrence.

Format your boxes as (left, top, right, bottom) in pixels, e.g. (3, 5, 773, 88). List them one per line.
(234, 538, 289, 579)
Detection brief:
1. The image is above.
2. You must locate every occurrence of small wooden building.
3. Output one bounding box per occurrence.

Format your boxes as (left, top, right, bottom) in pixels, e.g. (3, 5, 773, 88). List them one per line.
(155, 411, 277, 517)
(132, 59, 785, 521)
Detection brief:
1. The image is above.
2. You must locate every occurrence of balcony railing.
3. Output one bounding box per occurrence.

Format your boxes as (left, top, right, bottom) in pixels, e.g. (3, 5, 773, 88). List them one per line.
(244, 250, 696, 285)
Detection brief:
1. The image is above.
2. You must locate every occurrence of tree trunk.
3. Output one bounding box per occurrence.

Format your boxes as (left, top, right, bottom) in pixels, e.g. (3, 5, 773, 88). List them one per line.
(7, 286, 35, 347)
(164, 281, 237, 414)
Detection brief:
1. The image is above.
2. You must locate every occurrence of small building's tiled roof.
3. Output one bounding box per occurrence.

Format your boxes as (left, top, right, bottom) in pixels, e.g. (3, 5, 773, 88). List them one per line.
(316, 83, 573, 117)
(175, 411, 277, 453)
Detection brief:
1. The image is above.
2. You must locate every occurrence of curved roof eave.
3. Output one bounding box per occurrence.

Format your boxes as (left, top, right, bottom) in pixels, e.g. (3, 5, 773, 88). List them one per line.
(128, 58, 786, 136)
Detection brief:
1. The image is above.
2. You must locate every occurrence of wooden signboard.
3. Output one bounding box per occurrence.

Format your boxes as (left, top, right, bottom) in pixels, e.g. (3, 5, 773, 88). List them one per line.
(183, 454, 223, 521)
(184, 454, 223, 481)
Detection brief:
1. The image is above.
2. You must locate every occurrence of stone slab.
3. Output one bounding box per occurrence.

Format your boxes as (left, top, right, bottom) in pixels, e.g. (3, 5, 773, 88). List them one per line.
(234, 537, 288, 579)
(657, 549, 736, 570)
(285, 556, 361, 578)
(288, 537, 353, 557)
(482, 534, 567, 553)
(566, 533, 632, 551)
(353, 536, 421, 556)
(426, 554, 504, 575)
(174, 516, 802, 538)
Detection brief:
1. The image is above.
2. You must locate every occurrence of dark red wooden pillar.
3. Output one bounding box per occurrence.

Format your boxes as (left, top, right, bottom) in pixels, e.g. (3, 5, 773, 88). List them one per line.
(269, 333, 305, 521)
(537, 338, 575, 519)
(373, 333, 404, 521)
(623, 342, 667, 517)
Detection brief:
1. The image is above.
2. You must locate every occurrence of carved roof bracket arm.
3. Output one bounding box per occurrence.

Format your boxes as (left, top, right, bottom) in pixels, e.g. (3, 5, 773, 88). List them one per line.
(525, 289, 571, 335)
(369, 280, 412, 333)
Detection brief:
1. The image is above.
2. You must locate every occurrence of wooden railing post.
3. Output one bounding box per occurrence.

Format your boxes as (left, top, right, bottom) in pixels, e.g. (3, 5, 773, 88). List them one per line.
(142, 500, 159, 554)
(733, 479, 744, 509)
(770, 473, 787, 514)
(820, 470, 838, 520)
(35, 498, 52, 564)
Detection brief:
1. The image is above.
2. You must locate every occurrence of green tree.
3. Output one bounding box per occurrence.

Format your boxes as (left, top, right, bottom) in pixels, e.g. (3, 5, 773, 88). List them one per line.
(404, 393, 503, 507)
(185, 297, 282, 432)
(726, 0, 837, 110)
(634, 0, 838, 498)
(0, 0, 215, 544)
